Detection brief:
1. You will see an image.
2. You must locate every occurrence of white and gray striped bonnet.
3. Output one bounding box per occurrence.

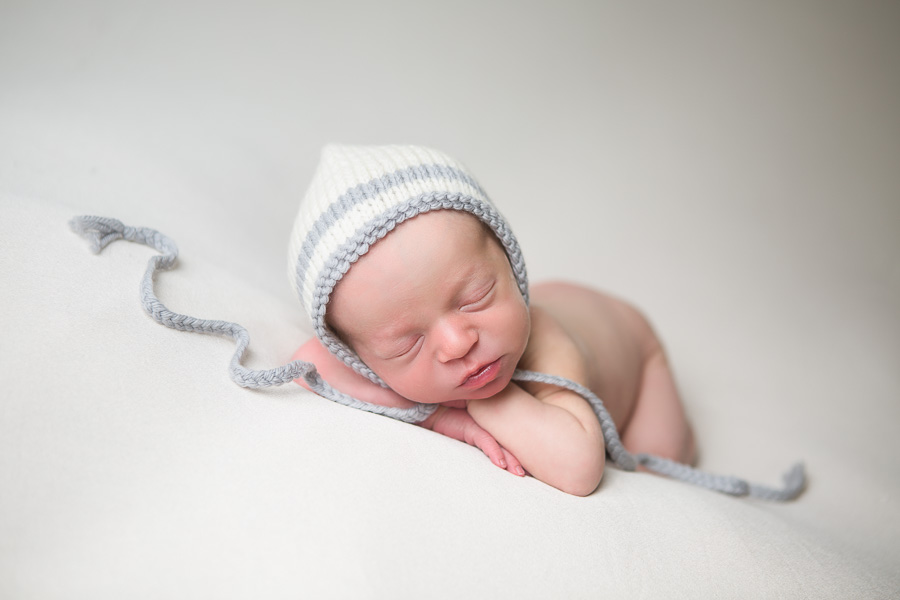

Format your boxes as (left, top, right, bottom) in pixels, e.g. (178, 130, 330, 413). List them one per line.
(287, 144, 529, 387)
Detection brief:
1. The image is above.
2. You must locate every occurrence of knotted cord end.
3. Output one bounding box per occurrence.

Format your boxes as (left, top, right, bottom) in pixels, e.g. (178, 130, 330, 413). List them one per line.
(70, 215, 129, 254)
(772, 462, 806, 501)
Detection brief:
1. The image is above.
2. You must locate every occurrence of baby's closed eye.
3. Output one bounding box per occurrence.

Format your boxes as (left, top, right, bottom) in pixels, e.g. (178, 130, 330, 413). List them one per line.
(380, 335, 424, 360)
(460, 280, 495, 312)
(396, 336, 424, 357)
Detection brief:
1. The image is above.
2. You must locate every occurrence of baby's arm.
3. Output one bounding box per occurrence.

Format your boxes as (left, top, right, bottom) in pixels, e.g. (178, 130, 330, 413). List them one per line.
(467, 305, 607, 496)
(291, 339, 524, 476)
(467, 383, 605, 496)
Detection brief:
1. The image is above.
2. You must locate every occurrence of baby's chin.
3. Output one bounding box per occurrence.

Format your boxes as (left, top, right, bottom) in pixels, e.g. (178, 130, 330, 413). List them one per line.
(401, 379, 512, 405)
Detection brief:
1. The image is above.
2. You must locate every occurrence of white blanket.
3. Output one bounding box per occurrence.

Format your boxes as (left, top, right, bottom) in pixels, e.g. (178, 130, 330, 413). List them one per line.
(2, 2, 898, 597)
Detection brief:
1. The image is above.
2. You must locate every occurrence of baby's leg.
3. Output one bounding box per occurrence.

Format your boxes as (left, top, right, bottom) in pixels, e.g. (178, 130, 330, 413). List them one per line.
(622, 349, 696, 465)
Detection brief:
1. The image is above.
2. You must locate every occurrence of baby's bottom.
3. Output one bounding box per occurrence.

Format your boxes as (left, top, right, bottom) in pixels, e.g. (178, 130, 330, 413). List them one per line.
(623, 349, 696, 465)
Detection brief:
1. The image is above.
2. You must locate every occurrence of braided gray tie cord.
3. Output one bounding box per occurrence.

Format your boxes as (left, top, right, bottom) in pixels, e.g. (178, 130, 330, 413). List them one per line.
(72, 215, 805, 500)
(69, 215, 435, 424)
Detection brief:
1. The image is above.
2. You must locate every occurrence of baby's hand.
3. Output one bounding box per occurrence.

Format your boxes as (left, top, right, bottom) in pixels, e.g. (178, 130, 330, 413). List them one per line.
(423, 405, 526, 477)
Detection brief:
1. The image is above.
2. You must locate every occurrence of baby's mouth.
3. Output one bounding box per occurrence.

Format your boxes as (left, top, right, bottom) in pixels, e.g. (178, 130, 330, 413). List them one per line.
(460, 358, 502, 389)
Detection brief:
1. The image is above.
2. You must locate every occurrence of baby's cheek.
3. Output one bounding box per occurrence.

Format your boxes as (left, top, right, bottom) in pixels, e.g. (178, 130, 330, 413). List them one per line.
(384, 368, 446, 404)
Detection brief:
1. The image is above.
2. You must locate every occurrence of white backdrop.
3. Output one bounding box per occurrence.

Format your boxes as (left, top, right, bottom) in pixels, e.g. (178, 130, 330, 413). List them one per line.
(2, 1, 898, 597)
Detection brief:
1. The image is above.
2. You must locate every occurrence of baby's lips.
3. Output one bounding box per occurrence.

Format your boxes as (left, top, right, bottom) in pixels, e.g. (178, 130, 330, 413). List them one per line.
(460, 357, 502, 388)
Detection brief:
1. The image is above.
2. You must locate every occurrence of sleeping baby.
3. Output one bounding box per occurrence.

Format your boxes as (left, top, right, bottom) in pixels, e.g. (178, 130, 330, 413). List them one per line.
(289, 144, 695, 496)
(71, 143, 804, 500)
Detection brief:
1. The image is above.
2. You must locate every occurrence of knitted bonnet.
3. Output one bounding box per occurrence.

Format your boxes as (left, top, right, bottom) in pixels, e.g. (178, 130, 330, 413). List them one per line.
(287, 144, 529, 388)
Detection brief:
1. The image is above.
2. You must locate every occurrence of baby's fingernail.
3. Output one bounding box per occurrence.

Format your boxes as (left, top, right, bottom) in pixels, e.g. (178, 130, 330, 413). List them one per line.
(499, 458, 507, 469)
(515, 466, 525, 476)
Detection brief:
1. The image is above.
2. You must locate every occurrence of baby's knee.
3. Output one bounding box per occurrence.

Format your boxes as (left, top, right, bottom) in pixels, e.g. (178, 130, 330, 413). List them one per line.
(628, 422, 696, 466)
(679, 424, 697, 466)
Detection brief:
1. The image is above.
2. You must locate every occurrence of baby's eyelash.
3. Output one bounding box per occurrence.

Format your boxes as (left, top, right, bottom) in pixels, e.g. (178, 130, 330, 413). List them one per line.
(461, 281, 495, 310)
(394, 336, 423, 358)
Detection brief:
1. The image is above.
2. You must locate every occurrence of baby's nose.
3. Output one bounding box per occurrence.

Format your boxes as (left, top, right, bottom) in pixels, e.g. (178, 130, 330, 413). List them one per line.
(435, 317, 478, 362)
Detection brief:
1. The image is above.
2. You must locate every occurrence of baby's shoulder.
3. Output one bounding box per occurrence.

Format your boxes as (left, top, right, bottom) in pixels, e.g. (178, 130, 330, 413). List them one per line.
(519, 304, 588, 383)
(526, 304, 577, 350)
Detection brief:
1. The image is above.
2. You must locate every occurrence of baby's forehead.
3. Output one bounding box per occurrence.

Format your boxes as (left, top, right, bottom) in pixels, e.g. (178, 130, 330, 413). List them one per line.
(364, 209, 496, 272)
(396, 209, 492, 247)
(327, 210, 504, 331)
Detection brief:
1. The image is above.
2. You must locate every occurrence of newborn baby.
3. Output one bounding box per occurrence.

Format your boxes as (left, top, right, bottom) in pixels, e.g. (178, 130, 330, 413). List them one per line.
(71, 144, 803, 500)
(289, 145, 694, 496)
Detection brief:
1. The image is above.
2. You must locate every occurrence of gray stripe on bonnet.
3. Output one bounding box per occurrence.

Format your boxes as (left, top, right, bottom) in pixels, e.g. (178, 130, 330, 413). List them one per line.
(70, 215, 806, 501)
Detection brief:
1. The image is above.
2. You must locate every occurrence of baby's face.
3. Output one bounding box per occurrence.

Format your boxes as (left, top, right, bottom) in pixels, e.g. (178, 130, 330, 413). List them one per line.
(328, 210, 530, 404)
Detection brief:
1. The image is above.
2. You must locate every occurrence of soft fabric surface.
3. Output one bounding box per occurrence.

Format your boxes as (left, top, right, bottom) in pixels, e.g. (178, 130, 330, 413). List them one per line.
(2, 2, 898, 598)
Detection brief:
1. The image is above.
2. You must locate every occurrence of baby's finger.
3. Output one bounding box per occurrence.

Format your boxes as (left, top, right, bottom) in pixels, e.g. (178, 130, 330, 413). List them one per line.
(502, 448, 526, 477)
(471, 430, 507, 469)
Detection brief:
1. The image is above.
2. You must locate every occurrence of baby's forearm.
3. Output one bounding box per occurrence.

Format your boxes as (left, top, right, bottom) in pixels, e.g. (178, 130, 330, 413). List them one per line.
(467, 384, 605, 496)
